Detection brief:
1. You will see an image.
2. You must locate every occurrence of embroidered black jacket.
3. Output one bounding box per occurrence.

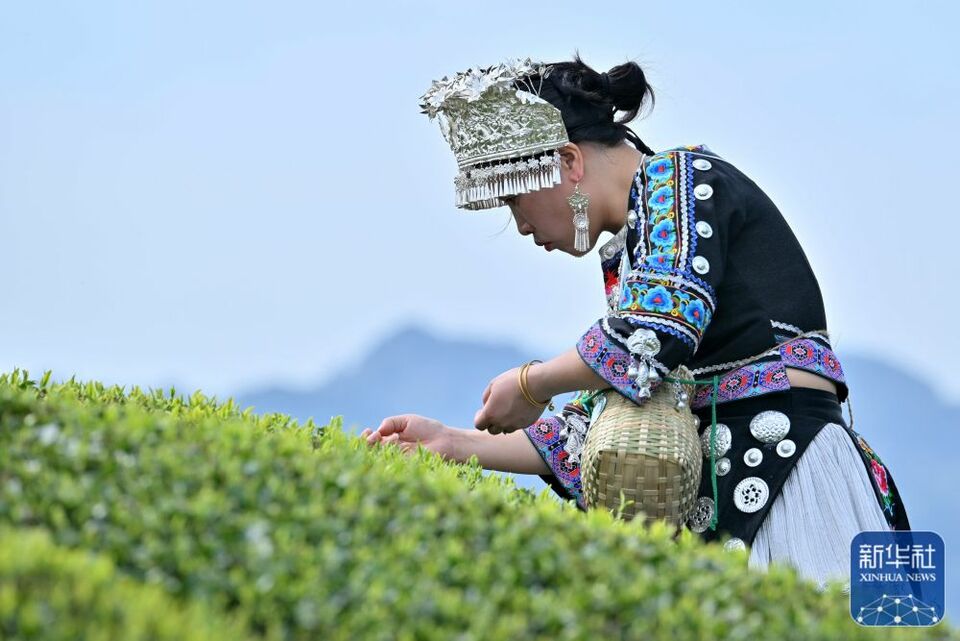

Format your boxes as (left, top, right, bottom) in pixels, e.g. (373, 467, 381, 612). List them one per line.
(577, 143, 848, 410)
(523, 143, 864, 514)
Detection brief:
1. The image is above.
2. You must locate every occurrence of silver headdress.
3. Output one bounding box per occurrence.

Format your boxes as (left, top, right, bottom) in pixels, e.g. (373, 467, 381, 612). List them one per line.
(418, 58, 570, 210)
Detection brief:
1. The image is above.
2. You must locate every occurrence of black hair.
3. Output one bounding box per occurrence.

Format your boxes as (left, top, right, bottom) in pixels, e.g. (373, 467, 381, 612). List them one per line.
(513, 51, 656, 155)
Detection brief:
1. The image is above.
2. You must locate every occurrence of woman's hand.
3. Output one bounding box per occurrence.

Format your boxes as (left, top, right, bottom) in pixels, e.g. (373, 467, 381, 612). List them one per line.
(473, 366, 547, 435)
(360, 414, 455, 461)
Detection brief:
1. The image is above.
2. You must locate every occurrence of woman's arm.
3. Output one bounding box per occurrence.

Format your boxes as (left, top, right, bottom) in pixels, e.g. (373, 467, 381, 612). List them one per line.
(447, 426, 551, 476)
(525, 345, 610, 401)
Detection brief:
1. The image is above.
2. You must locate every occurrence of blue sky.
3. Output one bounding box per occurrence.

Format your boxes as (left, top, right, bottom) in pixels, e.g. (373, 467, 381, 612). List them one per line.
(1, 1, 957, 403)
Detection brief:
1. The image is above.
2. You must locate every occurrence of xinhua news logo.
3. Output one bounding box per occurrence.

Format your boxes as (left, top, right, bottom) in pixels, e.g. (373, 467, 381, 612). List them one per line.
(851, 530, 944, 626)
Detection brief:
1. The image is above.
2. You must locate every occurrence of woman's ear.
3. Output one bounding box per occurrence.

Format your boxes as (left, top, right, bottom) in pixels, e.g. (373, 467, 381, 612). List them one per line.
(559, 143, 584, 183)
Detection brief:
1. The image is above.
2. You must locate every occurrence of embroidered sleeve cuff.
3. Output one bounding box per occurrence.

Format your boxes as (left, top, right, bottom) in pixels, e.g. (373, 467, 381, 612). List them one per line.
(522, 416, 586, 511)
(576, 319, 666, 405)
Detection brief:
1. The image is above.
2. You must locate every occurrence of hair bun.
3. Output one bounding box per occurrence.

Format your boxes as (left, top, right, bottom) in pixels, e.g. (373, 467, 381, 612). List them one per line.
(598, 71, 612, 95)
(601, 60, 654, 120)
(511, 52, 657, 155)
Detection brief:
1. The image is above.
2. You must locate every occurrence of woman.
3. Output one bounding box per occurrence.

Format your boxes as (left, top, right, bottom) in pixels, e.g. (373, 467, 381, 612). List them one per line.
(361, 54, 910, 591)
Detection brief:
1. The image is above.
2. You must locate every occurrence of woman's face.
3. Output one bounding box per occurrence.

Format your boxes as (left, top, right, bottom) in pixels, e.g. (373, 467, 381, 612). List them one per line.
(503, 184, 578, 255)
(501, 143, 609, 256)
(499, 141, 640, 257)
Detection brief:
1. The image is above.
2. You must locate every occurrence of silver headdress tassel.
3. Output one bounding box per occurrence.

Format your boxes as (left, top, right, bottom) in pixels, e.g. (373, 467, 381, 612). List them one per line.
(418, 58, 570, 210)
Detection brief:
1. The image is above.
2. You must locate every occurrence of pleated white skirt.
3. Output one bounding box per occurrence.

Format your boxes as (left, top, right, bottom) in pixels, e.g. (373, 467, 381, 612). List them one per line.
(746, 421, 892, 593)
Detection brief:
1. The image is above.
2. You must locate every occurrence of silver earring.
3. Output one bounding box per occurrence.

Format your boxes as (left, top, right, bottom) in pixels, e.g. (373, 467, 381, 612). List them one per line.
(567, 182, 591, 252)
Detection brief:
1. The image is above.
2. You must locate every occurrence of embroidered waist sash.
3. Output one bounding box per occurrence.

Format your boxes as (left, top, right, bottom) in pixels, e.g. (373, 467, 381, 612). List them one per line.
(690, 333, 847, 410)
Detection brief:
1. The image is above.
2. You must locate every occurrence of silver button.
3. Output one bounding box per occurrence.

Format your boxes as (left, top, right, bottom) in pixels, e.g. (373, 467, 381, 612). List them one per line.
(687, 496, 715, 533)
(695, 220, 713, 238)
(692, 256, 710, 274)
(694, 184, 713, 200)
(723, 537, 746, 552)
(692, 158, 712, 171)
(700, 423, 731, 459)
(776, 439, 796, 457)
(715, 457, 731, 476)
(749, 410, 791, 443)
(733, 476, 769, 513)
(744, 447, 763, 467)
(627, 211, 638, 226)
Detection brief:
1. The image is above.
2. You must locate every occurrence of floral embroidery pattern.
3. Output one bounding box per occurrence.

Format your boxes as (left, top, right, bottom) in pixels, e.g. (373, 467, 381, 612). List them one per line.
(852, 430, 896, 517)
(618, 277, 714, 348)
(642, 155, 682, 272)
(871, 460, 889, 495)
(591, 150, 719, 371)
(603, 262, 621, 300)
(601, 247, 626, 309)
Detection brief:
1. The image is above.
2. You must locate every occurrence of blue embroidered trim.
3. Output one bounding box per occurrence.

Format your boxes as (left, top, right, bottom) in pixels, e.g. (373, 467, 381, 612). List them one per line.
(631, 150, 717, 304)
(620, 313, 698, 350)
(680, 151, 699, 271)
(617, 278, 712, 341)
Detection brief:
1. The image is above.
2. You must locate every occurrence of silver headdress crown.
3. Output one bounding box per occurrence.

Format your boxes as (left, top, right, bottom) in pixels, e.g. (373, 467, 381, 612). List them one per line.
(418, 57, 570, 210)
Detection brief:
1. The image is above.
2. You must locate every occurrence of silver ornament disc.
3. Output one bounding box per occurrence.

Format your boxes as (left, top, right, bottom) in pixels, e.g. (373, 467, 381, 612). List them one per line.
(776, 438, 796, 457)
(733, 476, 769, 513)
(715, 457, 731, 476)
(723, 537, 746, 552)
(700, 423, 731, 459)
(694, 183, 713, 200)
(687, 496, 715, 533)
(749, 410, 791, 443)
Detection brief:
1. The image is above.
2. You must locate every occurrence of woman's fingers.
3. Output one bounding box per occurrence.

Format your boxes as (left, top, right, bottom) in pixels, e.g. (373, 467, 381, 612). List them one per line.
(376, 415, 408, 437)
(361, 422, 407, 449)
(475, 407, 503, 434)
(473, 408, 486, 431)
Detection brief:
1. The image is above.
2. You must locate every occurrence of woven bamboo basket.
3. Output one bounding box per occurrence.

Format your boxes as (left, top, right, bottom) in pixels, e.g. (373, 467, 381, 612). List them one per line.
(579, 365, 702, 527)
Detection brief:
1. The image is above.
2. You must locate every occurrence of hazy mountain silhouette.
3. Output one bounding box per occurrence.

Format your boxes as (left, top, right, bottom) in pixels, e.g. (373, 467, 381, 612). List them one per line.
(235, 324, 957, 613)
(235, 324, 563, 431)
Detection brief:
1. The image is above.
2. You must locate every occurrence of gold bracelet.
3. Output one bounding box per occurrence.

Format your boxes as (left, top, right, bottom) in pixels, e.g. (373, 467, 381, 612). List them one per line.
(518, 360, 555, 412)
(518, 362, 541, 406)
(517, 362, 541, 406)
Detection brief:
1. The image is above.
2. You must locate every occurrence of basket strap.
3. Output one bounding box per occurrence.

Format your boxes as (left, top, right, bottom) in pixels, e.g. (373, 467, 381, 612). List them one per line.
(662, 373, 721, 531)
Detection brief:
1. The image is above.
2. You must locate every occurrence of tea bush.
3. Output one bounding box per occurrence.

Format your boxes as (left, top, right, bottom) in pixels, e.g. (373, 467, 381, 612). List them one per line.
(0, 527, 253, 640)
(0, 369, 955, 640)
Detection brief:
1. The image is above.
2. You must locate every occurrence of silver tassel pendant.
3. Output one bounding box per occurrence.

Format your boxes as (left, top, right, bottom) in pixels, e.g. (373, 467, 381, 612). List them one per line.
(568, 182, 591, 252)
